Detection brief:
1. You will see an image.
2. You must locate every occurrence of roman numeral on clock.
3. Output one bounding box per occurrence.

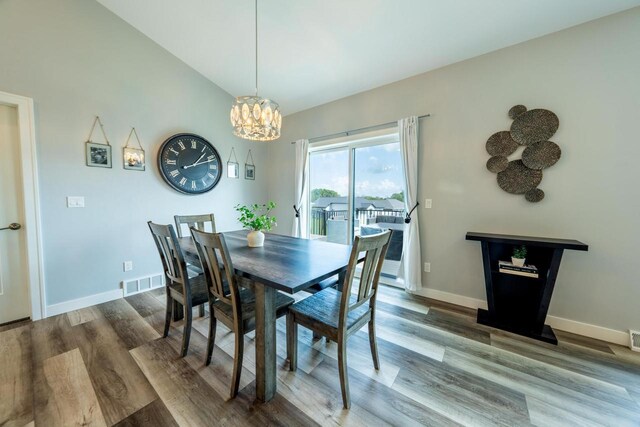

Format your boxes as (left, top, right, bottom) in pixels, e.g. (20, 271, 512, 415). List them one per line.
(166, 159, 176, 165)
(178, 141, 186, 150)
(191, 140, 197, 149)
(179, 177, 187, 186)
(169, 170, 179, 178)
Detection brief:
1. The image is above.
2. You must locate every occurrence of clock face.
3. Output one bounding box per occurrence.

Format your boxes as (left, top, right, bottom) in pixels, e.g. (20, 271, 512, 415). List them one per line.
(158, 134, 222, 194)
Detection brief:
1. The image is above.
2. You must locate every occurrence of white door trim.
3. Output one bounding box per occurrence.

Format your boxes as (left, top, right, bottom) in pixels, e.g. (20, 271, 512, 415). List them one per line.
(0, 90, 45, 320)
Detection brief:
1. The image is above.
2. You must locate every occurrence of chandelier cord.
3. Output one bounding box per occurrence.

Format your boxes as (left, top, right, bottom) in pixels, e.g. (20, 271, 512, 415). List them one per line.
(255, 0, 258, 97)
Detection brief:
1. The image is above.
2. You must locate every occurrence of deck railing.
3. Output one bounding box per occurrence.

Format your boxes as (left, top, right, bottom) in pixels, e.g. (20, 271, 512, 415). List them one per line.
(310, 208, 404, 236)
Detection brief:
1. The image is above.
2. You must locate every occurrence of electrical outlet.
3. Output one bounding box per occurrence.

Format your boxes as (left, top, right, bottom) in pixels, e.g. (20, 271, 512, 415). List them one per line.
(67, 196, 85, 208)
(424, 199, 432, 208)
(123, 261, 133, 272)
(424, 262, 431, 273)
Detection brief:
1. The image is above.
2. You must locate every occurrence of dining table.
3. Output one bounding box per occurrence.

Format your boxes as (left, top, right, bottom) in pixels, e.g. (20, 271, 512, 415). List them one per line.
(178, 229, 360, 403)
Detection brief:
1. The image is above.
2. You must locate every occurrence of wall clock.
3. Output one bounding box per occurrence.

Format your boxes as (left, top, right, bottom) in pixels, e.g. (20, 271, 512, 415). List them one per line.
(158, 133, 222, 194)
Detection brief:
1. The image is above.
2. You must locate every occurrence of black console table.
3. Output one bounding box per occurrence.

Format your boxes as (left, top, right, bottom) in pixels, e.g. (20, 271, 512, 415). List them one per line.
(466, 232, 588, 344)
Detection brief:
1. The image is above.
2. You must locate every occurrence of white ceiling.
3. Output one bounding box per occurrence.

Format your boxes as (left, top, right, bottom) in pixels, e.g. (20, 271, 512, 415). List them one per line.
(97, 0, 640, 115)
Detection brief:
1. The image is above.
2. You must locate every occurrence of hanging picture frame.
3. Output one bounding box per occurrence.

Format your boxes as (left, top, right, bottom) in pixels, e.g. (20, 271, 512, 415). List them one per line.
(123, 127, 146, 171)
(245, 149, 255, 180)
(85, 116, 112, 168)
(227, 147, 239, 179)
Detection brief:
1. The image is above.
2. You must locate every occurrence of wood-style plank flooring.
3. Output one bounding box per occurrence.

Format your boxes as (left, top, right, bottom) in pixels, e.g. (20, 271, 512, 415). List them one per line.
(1, 285, 639, 426)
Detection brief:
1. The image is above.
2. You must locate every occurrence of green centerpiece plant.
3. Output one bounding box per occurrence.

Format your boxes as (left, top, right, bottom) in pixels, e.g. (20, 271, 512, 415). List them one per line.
(235, 202, 277, 247)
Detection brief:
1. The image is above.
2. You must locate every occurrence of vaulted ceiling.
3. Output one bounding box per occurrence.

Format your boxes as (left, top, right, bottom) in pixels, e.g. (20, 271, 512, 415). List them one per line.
(97, 0, 640, 114)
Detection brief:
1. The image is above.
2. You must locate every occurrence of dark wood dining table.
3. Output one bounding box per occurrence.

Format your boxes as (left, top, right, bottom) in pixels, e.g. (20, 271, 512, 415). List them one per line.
(178, 230, 358, 402)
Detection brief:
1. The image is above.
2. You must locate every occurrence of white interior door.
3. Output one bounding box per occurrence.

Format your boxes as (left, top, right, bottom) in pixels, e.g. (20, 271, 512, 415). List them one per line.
(0, 104, 30, 324)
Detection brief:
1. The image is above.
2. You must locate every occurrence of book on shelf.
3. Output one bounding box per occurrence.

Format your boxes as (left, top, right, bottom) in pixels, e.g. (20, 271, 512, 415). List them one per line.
(498, 261, 539, 278)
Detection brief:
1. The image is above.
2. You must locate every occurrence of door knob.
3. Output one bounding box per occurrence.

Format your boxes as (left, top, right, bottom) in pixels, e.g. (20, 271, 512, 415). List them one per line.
(0, 223, 21, 231)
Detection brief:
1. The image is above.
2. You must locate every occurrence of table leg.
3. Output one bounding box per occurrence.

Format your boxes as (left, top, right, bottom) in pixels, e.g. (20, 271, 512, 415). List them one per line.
(254, 283, 276, 402)
(337, 270, 346, 292)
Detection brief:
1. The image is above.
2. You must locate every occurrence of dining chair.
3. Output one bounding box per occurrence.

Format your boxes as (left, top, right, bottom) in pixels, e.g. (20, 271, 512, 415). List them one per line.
(147, 221, 209, 357)
(190, 228, 295, 398)
(174, 214, 216, 317)
(174, 213, 216, 237)
(286, 230, 391, 409)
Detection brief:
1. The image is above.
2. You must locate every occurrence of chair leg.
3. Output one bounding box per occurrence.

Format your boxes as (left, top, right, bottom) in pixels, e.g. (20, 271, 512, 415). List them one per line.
(205, 305, 217, 366)
(286, 313, 298, 372)
(180, 304, 193, 357)
(338, 339, 351, 409)
(199, 304, 205, 317)
(230, 329, 244, 398)
(368, 317, 380, 370)
(163, 296, 172, 338)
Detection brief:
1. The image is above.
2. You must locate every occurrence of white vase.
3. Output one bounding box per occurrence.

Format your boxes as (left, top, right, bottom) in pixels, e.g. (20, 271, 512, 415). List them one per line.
(247, 230, 265, 247)
(511, 257, 525, 267)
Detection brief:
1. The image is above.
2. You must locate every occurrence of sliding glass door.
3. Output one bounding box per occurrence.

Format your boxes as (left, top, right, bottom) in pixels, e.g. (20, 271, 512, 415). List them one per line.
(308, 132, 406, 280)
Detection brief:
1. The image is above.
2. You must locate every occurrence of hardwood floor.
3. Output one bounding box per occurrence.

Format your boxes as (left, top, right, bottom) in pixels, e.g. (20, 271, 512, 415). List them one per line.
(1, 285, 639, 426)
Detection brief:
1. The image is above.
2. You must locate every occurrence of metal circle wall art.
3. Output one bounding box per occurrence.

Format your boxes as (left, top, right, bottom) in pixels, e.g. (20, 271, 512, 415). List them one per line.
(508, 104, 527, 119)
(510, 109, 559, 146)
(522, 141, 561, 170)
(497, 160, 542, 194)
(486, 156, 509, 173)
(485, 105, 561, 202)
(486, 131, 519, 157)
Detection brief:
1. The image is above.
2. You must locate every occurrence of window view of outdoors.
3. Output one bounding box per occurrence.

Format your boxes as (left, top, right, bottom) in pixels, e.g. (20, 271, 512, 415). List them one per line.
(309, 141, 405, 277)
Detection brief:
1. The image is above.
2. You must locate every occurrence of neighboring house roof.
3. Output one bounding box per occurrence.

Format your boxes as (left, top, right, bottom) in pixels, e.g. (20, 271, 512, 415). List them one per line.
(312, 197, 404, 210)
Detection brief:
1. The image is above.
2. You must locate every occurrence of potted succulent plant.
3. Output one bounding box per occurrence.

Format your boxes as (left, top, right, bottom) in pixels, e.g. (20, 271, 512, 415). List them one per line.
(512, 245, 527, 267)
(235, 202, 277, 247)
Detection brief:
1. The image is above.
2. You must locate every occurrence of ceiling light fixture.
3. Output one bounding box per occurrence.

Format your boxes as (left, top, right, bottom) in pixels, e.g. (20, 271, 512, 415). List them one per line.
(230, 0, 281, 141)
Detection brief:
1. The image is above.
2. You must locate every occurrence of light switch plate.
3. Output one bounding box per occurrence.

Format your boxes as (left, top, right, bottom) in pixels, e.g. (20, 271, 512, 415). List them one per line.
(123, 261, 133, 272)
(424, 262, 431, 272)
(424, 199, 432, 208)
(67, 196, 85, 208)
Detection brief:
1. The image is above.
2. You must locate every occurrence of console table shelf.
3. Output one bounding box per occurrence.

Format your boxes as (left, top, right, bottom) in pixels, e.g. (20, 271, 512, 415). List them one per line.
(466, 232, 588, 344)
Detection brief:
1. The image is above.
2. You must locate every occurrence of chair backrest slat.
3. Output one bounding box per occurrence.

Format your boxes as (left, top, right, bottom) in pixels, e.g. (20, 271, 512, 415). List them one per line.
(190, 229, 240, 315)
(148, 221, 190, 296)
(339, 230, 391, 328)
(174, 214, 216, 238)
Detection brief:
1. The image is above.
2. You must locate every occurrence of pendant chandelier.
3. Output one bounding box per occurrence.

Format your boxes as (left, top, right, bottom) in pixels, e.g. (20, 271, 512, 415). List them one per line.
(230, 0, 281, 141)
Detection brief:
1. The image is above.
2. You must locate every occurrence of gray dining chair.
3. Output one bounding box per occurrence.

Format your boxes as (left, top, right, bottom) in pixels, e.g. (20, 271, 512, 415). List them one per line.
(191, 228, 295, 398)
(174, 214, 216, 317)
(174, 213, 216, 237)
(147, 221, 208, 357)
(286, 230, 391, 409)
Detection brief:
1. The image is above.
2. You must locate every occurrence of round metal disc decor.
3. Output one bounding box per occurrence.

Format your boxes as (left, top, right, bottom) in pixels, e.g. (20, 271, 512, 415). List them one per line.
(486, 156, 509, 173)
(486, 131, 519, 157)
(497, 160, 543, 194)
(510, 109, 559, 146)
(508, 105, 527, 119)
(525, 188, 545, 203)
(522, 140, 561, 170)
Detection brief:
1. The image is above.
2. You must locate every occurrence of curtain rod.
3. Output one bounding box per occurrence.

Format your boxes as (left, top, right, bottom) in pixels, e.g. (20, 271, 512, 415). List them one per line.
(289, 114, 431, 144)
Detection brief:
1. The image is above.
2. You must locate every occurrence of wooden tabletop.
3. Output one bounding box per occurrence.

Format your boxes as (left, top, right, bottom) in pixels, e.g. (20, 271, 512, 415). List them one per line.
(179, 230, 358, 294)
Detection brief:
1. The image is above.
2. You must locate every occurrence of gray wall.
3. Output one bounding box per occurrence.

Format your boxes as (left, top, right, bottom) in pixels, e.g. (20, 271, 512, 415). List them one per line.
(268, 8, 640, 332)
(0, 0, 268, 306)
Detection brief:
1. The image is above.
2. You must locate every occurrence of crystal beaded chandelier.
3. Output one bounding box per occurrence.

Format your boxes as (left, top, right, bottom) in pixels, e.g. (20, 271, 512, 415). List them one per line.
(230, 0, 281, 141)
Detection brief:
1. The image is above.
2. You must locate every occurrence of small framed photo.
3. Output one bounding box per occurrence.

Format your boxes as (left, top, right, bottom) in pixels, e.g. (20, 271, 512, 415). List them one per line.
(86, 142, 112, 168)
(123, 147, 145, 171)
(245, 163, 255, 180)
(227, 161, 239, 178)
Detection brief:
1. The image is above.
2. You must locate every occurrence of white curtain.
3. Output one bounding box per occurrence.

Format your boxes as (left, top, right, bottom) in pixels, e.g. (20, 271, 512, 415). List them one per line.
(397, 116, 422, 292)
(292, 139, 309, 238)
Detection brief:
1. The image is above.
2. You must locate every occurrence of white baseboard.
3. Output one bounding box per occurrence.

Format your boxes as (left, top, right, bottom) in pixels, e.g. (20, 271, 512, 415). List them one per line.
(46, 288, 123, 317)
(413, 287, 628, 346)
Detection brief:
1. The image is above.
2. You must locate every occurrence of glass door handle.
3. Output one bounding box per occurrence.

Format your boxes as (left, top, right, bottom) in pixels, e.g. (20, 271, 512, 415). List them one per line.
(0, 223, 21, 231)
